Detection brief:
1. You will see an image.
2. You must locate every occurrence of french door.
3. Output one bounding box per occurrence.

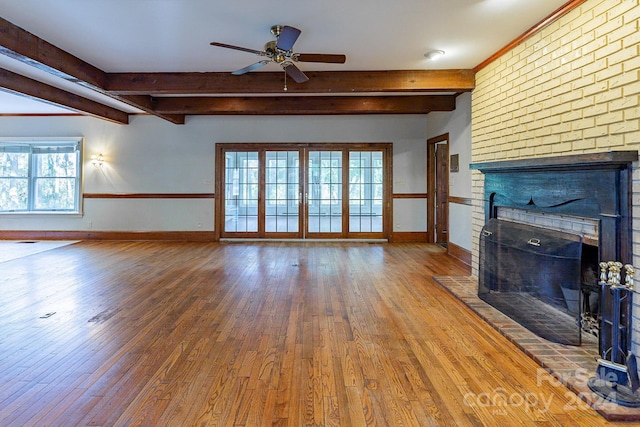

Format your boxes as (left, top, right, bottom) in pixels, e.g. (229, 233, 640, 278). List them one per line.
(216, 143, 391, 239)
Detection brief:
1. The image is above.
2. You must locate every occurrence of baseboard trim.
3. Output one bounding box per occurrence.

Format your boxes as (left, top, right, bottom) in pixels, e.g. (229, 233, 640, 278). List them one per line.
(390, 232, 428, 243)
(448, 241, 472, 266)
(0, 231, 218, 242)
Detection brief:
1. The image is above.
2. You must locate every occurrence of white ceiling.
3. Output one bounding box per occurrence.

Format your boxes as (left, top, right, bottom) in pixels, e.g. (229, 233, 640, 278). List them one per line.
(0, 0, 570, 114)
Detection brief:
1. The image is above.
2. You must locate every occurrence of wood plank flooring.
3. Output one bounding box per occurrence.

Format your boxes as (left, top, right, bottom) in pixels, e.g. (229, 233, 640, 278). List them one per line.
(0, 241, 632, 426)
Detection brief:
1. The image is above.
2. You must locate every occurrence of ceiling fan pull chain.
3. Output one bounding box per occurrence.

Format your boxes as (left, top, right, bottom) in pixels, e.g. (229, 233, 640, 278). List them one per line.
(284, 70, 288, 91)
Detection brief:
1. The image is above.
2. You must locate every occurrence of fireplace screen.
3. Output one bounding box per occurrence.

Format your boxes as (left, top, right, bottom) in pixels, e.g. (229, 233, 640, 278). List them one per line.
(478, 218, 584, 345)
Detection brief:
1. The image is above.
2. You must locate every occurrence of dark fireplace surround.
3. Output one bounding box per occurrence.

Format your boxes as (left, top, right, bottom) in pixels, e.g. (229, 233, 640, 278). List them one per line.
(471, 151, 637, 346)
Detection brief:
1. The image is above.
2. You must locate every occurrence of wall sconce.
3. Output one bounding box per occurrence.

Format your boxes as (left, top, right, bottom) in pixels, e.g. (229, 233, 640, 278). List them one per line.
(91, 153, 104, 168)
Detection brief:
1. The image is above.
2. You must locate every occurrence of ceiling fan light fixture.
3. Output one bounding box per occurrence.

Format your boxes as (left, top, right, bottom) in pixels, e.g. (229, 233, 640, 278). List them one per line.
(424, 49, 445, 61)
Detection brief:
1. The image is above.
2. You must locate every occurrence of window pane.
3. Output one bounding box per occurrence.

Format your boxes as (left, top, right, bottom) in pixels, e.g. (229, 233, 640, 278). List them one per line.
(34, 178, 76, 210)
(0, 178, 28, 210)
(0, 153, 29, 177)
(34, 153, 77, 177)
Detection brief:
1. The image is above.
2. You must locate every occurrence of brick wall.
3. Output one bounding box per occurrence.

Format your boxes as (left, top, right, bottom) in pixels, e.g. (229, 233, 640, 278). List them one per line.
(471, 0, 640, 357)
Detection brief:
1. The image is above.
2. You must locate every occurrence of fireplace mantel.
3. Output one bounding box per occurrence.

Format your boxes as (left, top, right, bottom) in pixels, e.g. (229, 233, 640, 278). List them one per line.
(471, 150, 638, 265)
(470, 151, 638, 173)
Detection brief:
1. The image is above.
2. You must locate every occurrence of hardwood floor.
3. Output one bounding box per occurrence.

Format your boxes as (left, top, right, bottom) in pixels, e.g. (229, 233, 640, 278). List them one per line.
(0, 241, 630, 426)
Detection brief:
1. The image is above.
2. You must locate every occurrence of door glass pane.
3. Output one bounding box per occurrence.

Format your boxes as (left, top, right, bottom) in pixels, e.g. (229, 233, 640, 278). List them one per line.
(265, 151, 299, 233)
(308, 151, 342, 233)
(349, 151, 383, 232)
(224, 151, 259, 232)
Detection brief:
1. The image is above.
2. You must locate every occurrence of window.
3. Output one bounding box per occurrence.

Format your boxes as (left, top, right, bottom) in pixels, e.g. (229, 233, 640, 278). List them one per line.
(0, 138, 82, 213)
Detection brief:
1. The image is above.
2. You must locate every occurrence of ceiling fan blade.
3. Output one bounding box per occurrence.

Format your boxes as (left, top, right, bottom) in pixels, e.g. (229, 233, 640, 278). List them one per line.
(276, 26, 301, 51)
(232, 60, 271, 75)
(210, 42, 265, 56)
(284, 63, 309, 83)
(296, 53, 346, 64)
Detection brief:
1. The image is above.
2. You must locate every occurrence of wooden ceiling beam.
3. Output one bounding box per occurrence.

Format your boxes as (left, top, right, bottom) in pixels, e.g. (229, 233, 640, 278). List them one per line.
(106, 70, 475, 95)
(0, 17, 469, 120)
(0, 17, 184, 124)
(152, 95, 456, 115)
(0, 68, 129, 124)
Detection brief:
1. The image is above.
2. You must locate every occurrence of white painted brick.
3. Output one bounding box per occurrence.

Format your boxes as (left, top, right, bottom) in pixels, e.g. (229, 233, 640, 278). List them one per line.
(595, 62, 624, 81)
(549, 102, 573, 118)
(560, 131, 584, 142)
(594, 86, 623, 103)
(595, 39, 624, 61)
(572, 117, 596, 130)
(551, 142, 574, 153)
(571, 51, 596, 70)
(572, 95, 595, 110)
(581, 9, 609, 34)
(551, 122, 572, 134)
(584, 125, 610, 138)
(610, 120, 640, 135)
(582, 80, 610, 96)
(611, 69, 640, 89)
(572, 138, 597, 151)
(582, 57, 609, 76)
(624, 132, 640, 145)
(591, 0, 622, 17)
(610, 96, 639, 112)
(581, 33, 609, 56)
(622, 1, 640, 22)
(596, 110, 625, 125)
(624, 52, 640, 72)
(607, 20, 638, 44)
(595, 15, 625, 39)
(570, 5, 595, 31)
(623, 25, 640, 49)
(595, 134, 625, 148)
(624, 106, 640, 120)
(572, 74, 596, 90)
(608, 0, 638, 20)
(562, 110, 583, 122)
(609, 45, 640, 66)
(582, 104, 607, 119)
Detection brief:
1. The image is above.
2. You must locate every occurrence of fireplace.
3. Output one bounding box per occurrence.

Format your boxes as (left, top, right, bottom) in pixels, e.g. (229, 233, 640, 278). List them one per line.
(471, 151, 637, 351)
(478, 218, 586, 345)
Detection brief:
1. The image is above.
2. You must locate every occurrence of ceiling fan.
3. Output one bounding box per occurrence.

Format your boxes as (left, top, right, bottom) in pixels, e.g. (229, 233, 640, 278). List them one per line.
(210, 25, 346, 84)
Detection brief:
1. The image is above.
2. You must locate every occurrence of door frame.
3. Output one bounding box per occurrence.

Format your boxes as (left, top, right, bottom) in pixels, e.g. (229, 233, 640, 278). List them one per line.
(215, 142, 393, 240)
(427, 133, 449, 244)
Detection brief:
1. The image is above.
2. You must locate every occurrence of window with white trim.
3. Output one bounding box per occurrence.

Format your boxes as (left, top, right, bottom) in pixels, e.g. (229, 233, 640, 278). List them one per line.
(0, 139, 82, 213)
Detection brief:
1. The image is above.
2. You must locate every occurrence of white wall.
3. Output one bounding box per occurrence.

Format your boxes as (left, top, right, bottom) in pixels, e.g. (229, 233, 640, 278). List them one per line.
(426, 93, 473, 250)
(0, 114, 430, 233)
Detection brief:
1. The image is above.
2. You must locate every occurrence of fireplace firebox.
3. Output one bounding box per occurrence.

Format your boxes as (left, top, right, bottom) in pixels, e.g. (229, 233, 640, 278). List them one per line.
(478, 218, 584, 345)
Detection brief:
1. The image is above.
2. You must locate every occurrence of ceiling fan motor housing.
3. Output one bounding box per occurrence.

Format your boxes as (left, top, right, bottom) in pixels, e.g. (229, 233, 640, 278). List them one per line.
(265, 40, 287, 63)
